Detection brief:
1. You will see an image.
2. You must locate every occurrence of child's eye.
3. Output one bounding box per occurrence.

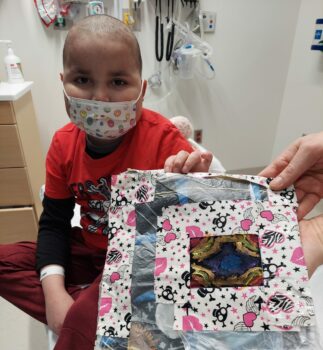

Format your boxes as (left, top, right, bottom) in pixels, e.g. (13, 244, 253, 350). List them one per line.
(112, 79, 126, 87)
(75, 77, 90, 85)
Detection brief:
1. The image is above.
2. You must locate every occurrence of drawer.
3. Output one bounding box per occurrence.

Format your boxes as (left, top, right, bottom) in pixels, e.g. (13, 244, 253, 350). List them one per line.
(0, 168, 33, 206)
(0, 125, 25, 168)
(0, 101, 15, 124)
(0, 207, 38, 243)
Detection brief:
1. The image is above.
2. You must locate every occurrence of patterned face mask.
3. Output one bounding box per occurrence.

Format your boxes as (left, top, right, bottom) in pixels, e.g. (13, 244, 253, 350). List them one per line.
(64, 84, 143, 140)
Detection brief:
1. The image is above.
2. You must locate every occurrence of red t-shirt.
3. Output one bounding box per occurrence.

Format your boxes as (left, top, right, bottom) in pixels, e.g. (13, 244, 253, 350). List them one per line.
(45, 108, 193, 250)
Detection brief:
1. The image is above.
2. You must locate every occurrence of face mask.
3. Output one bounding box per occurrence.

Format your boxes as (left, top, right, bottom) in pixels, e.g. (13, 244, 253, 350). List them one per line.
(64, 84, 143, 140)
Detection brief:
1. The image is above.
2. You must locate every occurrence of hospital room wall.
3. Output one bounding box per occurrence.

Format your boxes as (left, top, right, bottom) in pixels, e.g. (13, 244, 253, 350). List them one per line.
(0, 0, 319, 172)
(142, 0, 302, 171)
(272, 0, 323, 160)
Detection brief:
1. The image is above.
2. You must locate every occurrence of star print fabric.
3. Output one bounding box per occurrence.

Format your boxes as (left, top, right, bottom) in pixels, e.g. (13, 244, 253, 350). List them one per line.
(95, 171, 320, 350)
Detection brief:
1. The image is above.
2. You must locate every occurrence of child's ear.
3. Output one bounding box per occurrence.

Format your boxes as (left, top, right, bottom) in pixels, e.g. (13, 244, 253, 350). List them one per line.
(60, 73, 64, 82)
(142, 80, 147, 98)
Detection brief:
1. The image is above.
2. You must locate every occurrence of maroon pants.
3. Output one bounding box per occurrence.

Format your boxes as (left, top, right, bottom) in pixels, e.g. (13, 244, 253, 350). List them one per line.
(0, 228, 106, 350)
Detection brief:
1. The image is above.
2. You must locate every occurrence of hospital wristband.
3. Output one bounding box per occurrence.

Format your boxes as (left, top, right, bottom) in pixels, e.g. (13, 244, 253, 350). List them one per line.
(40, 265, 65, 282)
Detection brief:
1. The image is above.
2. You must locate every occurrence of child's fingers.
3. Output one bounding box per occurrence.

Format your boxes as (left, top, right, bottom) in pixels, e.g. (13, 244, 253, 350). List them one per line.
(164, 155, 176, 172)
(165, 150, 212, 173)
(201, 151, 213, 160)
(201, 152, 213, 170)
(164, 151, 190, 173)
(182, 151, 202, 173)
(172, 151, 191, 173)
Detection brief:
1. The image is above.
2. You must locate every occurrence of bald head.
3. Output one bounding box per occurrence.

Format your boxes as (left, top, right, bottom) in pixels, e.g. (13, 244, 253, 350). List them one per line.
(63, 15, 142, 74)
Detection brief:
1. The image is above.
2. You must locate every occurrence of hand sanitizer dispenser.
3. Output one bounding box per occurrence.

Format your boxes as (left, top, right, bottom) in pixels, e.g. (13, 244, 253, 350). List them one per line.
(0, 40, 24, 83)
(311, 19, 323, 51)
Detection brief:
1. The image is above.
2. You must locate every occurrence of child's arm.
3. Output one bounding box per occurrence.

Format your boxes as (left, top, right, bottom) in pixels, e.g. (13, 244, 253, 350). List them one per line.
(42, 274, 74, 335)
(164, 149, 213, 173)
(37, 195, 75, 335)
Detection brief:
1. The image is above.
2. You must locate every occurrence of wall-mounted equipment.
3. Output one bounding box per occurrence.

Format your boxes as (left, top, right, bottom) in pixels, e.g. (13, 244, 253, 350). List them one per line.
(200, 10, 216, 33)
(311, 18, 323, 51)
(87, 1, 105, 15)
(171, 20, 215, 80)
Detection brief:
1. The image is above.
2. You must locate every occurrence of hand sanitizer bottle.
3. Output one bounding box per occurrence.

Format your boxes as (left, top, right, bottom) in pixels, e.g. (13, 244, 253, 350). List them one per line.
(0, 40, 24, 83)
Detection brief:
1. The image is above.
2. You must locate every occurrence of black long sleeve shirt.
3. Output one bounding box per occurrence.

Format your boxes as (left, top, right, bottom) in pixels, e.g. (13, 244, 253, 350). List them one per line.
(36, 138, 121, 271)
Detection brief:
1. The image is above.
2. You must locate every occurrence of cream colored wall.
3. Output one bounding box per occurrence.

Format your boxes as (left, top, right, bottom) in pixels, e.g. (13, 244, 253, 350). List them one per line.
(272, 0, 323, 158)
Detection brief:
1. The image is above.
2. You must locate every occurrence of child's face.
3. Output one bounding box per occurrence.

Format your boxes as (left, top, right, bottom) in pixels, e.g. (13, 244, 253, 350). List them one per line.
(61, 32, 146, 124)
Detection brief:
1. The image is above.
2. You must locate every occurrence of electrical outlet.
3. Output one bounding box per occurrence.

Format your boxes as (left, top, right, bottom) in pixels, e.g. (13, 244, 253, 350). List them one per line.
(194, 129, 203, 144)
(200, 10, 216, 33)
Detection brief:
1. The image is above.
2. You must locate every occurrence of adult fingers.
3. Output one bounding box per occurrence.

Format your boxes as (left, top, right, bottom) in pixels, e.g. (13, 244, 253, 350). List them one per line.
(259, 160, 288, 179)
(296, 175, 323, 197)
(295, 188, 305, 203)
(259, 141, 300, 179)
(269, 146, 317, 191)
(297, 193, 321, 220)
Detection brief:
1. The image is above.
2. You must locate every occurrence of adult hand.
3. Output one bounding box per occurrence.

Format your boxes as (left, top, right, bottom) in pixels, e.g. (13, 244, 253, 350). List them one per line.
(299, 214, 323, 278)
(259, 132, 323, 219)
(164, 150, 213, 173)
(42, 274, 75, 335)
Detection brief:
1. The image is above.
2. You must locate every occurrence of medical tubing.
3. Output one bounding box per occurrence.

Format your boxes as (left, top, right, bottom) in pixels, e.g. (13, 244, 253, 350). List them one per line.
(155, 16, 164, 62)
(166, 0, 175, 61)
(166, 22, 175, 61)
(155, 0, 164, 62)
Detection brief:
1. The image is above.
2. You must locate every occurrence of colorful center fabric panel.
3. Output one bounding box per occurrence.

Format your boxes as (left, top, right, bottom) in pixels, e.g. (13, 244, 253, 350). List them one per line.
(95, 171, 316, 350)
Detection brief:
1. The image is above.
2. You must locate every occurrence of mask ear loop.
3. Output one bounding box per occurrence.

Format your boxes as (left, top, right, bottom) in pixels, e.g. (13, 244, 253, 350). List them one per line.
(62, 87, 75, 121)
(133, 80, 145, 103)
(62, 87, 71, 101)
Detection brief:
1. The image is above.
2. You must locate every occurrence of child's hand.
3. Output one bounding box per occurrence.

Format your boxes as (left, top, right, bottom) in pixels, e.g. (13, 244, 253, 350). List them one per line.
(164, 150, 213, 173)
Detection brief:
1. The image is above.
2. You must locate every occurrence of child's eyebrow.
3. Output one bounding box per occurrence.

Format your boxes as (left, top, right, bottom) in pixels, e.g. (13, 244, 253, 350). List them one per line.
(69, 67, 90, 74)
(110, 70, 130, 76)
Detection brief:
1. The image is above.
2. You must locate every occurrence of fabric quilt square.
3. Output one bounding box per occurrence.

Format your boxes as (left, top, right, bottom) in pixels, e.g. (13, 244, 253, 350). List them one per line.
(95, 171, 318, 350)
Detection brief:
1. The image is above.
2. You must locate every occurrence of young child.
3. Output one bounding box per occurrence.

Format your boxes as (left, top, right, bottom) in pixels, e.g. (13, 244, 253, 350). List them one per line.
(0, 15, 212, 350)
